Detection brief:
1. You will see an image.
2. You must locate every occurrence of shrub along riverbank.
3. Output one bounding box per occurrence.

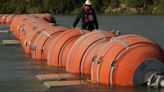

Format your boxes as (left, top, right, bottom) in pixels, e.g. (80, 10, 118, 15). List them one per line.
(0, 0, 164, 15)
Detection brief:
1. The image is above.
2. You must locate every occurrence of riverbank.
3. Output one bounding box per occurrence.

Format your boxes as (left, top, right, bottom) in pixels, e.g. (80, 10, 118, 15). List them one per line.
(0, 0, 164, 15)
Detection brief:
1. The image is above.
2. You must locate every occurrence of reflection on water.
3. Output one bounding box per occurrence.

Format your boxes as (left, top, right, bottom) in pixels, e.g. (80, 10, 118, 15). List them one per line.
(46, 84, 164, 92)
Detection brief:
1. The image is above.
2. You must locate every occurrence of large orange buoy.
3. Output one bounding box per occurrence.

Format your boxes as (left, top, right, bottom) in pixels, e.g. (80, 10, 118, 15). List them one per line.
(22, 24, 51, 56)
(1, 14, 164, 87)
(59, 36, 80, 68)
(10, 15, 49, 38)
(19, 19, 52, 56)
(47, 28, 88, 67)
(66, 31, 115, 74)
(0, 14, 8, 24)
(91, 34, 164, 86)
(0, 14, 4, 24)
(6, 14, 16, 25)
(41, 28, 69, 60)
(10, 15, 26, 37)
(0, 14, 2, 22)
(19, 17, 49, 42)
(81, 41, 106, 75)
(36, 13, 55, 23)
(0, 15, 2, 24)
(18, 17, 39, 41)
(31, 26, 66, 63)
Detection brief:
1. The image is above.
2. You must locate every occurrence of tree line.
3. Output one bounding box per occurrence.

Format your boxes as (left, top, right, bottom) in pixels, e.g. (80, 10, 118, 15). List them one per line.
(0, 0, 164, 14)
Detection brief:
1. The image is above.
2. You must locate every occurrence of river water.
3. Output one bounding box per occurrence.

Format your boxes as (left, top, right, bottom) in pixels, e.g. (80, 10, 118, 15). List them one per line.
(55, 15, 164, 49)
(0, 15, 164, 92)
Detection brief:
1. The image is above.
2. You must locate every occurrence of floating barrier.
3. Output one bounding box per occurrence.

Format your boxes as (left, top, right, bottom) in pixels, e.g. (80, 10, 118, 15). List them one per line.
(47, 28, 88, 67)
(91, 34, 164, 86)
(0, 14, 163, 87)
(6, 14, 16, 25)
(19, 18, 49, 39)
(0, 14, 8, 24)
(22, 25, 52, 56)
(81, 41, 106, 75)
(22, 25, 52, 55)
(0, 15, 2, 24)
(66, 31, 115, 74)
(10, 15, 27, 37)
(31, 26, 67, 63)
(40, 27, 68, 61)
(35, 13, 55, 23)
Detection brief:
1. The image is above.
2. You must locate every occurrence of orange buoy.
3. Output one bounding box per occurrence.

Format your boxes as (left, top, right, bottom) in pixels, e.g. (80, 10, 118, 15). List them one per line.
(10, 15, 26, 37)
(31, 26, 66, 63)
(36, 13, 55, 23)
(47, 28, 88, 67)
(0, 15, 3, 24)
(19, 18, 49, 41)
(91, 34, 164, 86)
(40, 27, 68, 61)
(0, 14, 8, 24)
(22, 24, 51, 56)
(81, 41, 106, 75)
(19, 18, 52, 56)
(0, 15, 2, 23)
(0, 16, 2, 24)
(1, 13, 163, 87)
(18, 18, 38, 40)
(6, 14, 16, 25)
(66, 31, 114, 74)
(59, 36, 80, 68)
(26, 14, 53, 22)
(10, 15, 48, 38)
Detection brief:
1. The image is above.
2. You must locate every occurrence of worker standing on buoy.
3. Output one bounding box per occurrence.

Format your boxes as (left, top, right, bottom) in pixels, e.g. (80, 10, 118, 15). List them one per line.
(73, 0, 99, 31)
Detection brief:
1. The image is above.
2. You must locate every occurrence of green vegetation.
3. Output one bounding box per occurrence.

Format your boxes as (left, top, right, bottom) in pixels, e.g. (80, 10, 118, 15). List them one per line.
(0, 0, 164, 14)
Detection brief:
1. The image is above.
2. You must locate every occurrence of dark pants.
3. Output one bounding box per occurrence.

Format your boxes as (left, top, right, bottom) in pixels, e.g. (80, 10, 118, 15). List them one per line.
(82, 22, 95, 31)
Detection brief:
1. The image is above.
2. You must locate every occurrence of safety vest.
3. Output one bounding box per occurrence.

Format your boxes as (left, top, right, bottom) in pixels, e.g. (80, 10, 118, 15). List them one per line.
(83, 5, 94, 23)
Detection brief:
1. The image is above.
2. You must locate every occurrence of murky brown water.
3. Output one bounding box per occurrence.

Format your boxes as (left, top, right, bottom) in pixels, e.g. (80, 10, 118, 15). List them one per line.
(0, 15, 164, 92)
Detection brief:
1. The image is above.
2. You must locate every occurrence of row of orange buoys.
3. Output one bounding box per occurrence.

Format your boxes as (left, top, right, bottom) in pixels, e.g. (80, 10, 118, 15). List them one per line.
(0, 13, 164, 87)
